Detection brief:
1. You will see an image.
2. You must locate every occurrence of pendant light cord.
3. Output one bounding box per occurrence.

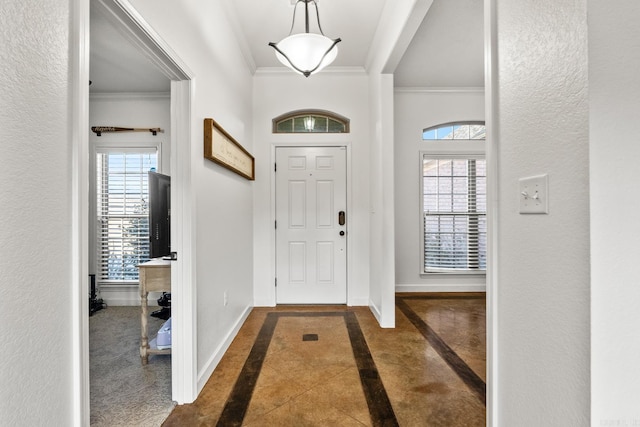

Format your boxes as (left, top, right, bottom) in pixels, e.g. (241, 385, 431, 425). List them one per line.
(288, 0, 326, 36)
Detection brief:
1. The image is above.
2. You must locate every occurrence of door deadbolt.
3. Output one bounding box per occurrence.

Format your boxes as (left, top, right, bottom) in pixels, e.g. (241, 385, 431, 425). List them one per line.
(340, 231, 345, 236)
(338, 211, 346, 226)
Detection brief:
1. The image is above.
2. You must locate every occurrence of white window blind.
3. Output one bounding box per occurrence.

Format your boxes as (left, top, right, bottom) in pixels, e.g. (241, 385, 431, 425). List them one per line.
(423, 157, 486, 272)
(96, 148, 157, 282)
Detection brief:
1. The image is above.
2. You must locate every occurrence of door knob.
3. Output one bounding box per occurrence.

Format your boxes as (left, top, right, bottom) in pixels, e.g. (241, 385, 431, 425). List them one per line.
(338, 211, 346, 226)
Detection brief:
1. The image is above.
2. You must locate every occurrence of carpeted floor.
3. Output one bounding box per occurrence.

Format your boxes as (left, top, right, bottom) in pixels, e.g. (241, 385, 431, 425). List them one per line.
(90, 306, 174, 426)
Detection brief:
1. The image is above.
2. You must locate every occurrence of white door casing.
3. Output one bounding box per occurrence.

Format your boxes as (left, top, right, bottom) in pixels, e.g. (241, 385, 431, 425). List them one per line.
(275, 146, 347, 304)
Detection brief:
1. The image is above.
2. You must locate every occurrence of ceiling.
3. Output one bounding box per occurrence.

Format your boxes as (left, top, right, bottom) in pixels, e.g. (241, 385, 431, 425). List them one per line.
(89, 0, 483, 93)
(90, 5, 170, 93)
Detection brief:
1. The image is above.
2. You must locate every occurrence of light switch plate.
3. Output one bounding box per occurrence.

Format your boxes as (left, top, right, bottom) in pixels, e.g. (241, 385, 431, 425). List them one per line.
(519, 174, 549, 214)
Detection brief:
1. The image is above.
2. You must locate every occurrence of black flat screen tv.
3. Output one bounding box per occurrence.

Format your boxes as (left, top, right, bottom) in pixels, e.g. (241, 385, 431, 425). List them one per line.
(149, 171, 171, 259)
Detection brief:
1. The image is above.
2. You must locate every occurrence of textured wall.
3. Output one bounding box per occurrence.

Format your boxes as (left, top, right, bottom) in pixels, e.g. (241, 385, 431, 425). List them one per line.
(0, 0, 74, 424)
(495, 0, 590, 424)
(590, 0, 640, 423)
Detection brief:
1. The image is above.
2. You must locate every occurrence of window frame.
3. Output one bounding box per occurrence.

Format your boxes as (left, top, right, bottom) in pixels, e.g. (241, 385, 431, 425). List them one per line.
(419, 135, 485, 276)
(422, 121, 486, 140)
(272, 109, 350, 133)
(90, 141, 163, 285)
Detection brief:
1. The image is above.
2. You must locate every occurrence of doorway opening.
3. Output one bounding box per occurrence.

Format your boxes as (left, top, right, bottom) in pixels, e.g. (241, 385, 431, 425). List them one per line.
(76, 0, 195, 424)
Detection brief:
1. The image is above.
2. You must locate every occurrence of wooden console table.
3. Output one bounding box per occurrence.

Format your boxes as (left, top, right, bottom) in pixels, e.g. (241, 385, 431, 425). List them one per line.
(138, 259, 171, 364)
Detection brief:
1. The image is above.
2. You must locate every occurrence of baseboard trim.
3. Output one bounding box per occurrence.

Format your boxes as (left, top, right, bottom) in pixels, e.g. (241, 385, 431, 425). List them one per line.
(253, 299, 276, 307)
(348, 298, 369, 306)
(395, 284, 486, 293)
(197, 305, 253, 393)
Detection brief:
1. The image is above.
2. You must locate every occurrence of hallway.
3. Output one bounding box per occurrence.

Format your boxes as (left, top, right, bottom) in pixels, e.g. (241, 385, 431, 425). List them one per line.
(163, 293, 486, 426)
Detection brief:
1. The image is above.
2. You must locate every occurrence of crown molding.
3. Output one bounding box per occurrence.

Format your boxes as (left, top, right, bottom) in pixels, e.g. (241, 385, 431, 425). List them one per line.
(89, 91, 171, 100)
(394, 86, 485, 94)
(255, 66, 367, 77)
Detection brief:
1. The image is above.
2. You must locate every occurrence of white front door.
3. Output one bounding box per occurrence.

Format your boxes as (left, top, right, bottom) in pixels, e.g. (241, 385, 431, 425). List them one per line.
(275, 146, 347, 304)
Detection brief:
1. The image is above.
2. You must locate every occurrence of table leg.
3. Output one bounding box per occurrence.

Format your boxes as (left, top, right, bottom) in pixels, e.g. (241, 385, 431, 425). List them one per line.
(140, 290, 149, 365)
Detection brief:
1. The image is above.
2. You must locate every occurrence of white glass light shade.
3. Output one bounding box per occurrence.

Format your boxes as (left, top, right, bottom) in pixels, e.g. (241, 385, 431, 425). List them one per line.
(273, 33, 338, 76)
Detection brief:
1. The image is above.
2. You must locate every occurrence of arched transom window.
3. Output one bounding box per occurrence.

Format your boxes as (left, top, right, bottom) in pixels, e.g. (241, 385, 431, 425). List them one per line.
(422, 121, 485, 140)
(273, 109, 350, 133)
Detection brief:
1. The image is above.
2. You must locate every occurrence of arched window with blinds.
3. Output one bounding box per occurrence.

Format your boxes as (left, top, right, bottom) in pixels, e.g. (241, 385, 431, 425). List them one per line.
(421, 122, 486, 273)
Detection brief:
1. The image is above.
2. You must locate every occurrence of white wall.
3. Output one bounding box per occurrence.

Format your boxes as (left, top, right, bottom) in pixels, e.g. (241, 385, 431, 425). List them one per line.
(368, 73, 397, 327)
(89, 93, 171, 305)
(0, 0, 75, 424)
(364, 0, 434, 329)
(89, 93, 171, 172)
(129, 0, 255, 391)
(394, 89, 485, 292)
(494, 0, 590, 424)
(590, 0, 640, 423)
(252, 70, 371, 307)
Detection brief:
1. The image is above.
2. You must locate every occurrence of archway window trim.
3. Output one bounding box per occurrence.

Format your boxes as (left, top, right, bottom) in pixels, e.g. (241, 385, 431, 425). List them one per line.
(273, 109, 350, 133)
(422, 121, 486, 140)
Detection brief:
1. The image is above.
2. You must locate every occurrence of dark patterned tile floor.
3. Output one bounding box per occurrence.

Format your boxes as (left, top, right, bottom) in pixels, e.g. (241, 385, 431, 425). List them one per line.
(163, 293, 486, 426)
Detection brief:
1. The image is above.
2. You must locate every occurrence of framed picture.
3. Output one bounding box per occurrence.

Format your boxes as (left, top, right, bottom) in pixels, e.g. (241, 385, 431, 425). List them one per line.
(204, 118, 255, 181)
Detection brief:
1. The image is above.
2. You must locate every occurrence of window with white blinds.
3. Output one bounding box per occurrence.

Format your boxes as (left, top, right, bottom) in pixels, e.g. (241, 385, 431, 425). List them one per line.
(96, 148, 157, 282)
(423, 157, 486, 272)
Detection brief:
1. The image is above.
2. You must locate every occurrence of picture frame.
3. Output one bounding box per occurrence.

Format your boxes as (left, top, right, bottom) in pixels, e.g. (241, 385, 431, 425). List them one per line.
(203, 118, 255, 180)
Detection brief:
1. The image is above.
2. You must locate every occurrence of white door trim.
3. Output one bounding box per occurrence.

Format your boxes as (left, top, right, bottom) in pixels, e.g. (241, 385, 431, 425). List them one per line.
(485, 0, 498, 425)
(73, 1, 196, 423)
(270, 143, 353, 306)
(169, 79, 197, 403)
(70, 1, 90, 424)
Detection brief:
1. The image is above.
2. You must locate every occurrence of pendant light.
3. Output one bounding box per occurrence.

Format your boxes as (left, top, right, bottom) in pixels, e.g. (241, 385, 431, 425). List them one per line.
(269, 0, 341, 77)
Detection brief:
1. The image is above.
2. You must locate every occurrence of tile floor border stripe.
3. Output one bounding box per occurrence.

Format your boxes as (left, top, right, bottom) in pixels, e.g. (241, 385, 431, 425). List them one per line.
(396, 297, 487, 405)
(216, 312, 278, 426)
(344, 311, 399, 427)
(216, 310, 399, 426)
(399, 293, 486, 300)
(275, 311, 347, 318)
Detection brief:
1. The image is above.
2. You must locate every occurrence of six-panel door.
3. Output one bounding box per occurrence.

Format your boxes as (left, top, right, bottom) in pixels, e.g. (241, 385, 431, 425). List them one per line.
(275, 146, 347, 304)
